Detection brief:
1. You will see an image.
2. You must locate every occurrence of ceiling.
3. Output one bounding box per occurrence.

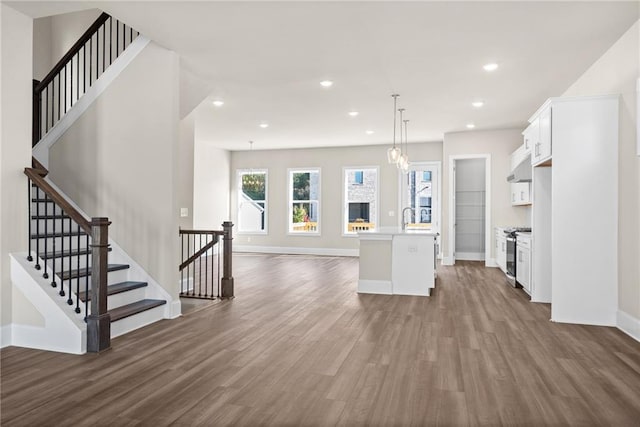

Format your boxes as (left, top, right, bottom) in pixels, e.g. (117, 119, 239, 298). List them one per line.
(9, 1, 640, 151)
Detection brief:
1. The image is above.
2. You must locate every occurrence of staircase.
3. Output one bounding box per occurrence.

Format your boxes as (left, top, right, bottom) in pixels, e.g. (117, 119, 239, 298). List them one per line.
(23, 163, 169, 352)
(30, 191, 167, 319)
(12, 12, 174, 354)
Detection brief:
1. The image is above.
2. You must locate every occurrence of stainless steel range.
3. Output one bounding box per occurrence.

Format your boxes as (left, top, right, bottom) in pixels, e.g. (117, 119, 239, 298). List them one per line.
(504, 227, 531, 286)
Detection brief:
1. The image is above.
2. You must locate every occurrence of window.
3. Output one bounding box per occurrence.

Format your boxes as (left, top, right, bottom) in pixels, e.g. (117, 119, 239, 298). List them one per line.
(343, 167, 378, 234)
(288, 168, 320, 234)
(237, 169, 267, 233)
(401, 163, 439, 231)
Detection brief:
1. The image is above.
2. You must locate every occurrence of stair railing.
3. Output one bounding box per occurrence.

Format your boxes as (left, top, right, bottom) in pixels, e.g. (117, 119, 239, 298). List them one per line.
(179, 222, 234, 300)
(24, 158, 111, 352)
(32, 12, 140, 146)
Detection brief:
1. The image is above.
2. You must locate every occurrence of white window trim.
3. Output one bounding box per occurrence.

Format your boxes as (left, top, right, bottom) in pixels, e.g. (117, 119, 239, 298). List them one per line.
(342, 166, 380, 237)
(237, 168, 268, 235)
(287, 167, 321, 236)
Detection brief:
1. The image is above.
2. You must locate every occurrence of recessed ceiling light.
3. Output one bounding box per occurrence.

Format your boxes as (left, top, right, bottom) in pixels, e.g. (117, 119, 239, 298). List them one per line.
(348, 111, 359, 117)
(483, 63, 498, 72)
(471, 101, 484, 108)
(466, 123, 476, 129)
(259, 123, 269, 129)
(366, 130, 374, 135)
(212, 100, 224, 107)
(320, 80, 333, 88)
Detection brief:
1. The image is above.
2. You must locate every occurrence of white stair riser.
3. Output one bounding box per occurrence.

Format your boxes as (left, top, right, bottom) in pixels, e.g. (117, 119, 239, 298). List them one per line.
(32, 236, 89, 252)
(31, 219, 85, 233)
(33, 265, 129, 288)
(31, 204, 64, 216)
(83, 287, 147, 313)
(110, 304, 166, 338)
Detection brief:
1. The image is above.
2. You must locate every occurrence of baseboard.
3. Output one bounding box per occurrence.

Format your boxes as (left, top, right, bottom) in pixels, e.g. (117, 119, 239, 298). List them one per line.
(617, 309, 640, 343)
(455, 252, 485, 261)
(357, 279, 392, 295)
(485, 258, 498, 268)
(33, 35, 151, 168)
(234, 245, 358, 257)
(0, 324, 12, 348)
(11, 323, 85, 355)
(441, 256, 454, 266)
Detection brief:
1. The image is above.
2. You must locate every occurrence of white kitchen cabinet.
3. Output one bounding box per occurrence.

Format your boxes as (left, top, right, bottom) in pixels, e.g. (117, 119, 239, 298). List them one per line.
(495, 229, 507, 273)
(522, 118, 537, 156)
(532, 104, 552, 166)
(528, 95, 618, 325)
(516, 234, 531, 294)
(511, 182, 531, 206)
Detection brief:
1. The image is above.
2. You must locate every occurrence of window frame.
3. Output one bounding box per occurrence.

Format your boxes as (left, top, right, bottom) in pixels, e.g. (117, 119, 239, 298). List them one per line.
(342, 166, 380, 237)
(236, 168, 268, 235)
(287, 167, 322, 236)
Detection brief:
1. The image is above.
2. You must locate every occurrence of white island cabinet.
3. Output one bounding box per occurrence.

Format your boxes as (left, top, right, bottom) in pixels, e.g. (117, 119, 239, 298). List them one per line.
(357, 227, 437, 296)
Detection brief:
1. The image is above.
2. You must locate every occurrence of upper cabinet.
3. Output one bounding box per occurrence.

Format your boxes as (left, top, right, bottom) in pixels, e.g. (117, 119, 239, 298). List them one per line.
(529, 103, 552, 166)
(522, 118, 537, 156)
(511, 182, 531, 206)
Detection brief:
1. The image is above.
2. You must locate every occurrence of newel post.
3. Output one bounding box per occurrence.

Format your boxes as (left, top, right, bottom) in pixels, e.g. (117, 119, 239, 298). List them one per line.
(87, 217, 112, 353)
(221, 221, 234, 298)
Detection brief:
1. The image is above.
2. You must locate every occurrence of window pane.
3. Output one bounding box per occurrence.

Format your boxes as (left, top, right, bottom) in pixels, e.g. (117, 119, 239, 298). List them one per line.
(292, 172, 310, 200)
(238, 170, 267, 233)
(344, 167, 377, 234)
(242, 173, 265, 200)
(289, 170, 320, 233)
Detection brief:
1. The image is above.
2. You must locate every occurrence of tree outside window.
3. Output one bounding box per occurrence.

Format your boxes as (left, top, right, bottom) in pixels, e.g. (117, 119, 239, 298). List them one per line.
(289, 169, 320, 233)
(238, 170, 267, 233)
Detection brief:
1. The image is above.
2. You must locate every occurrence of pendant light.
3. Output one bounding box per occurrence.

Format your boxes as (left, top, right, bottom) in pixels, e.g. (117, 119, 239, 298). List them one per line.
(401, 119, 410, 172)
(397, 108, 407, 171)
(387, 94, 401, 164)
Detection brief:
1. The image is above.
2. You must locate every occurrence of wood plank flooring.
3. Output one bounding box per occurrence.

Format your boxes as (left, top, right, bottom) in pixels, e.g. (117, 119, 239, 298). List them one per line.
(2, 255, 640, 426)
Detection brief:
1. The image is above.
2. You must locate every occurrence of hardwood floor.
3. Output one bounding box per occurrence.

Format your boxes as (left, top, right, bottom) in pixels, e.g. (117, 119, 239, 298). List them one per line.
(2, 255, 640, 426)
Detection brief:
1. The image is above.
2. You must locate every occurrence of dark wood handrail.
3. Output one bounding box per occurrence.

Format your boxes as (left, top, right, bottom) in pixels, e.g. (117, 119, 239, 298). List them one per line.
(35, 12, 110, 93)
(179, 237, 218, 271)
(179, 229, 226, 236)
(24, 160, 91, 234)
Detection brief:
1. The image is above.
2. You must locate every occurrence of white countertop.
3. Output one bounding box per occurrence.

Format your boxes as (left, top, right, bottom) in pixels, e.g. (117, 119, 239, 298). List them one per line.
(358, 226, 438, 240)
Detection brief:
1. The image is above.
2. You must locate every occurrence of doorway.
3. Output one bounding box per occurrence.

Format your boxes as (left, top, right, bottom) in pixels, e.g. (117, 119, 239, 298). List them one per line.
(448, 155, 491, 265)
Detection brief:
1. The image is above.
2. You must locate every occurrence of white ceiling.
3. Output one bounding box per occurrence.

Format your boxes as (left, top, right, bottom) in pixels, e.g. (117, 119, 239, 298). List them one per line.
(9, 1, 640, 151)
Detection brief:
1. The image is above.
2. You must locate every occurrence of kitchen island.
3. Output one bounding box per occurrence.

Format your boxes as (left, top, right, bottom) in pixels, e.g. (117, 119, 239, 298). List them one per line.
(357, 227, 438, 296)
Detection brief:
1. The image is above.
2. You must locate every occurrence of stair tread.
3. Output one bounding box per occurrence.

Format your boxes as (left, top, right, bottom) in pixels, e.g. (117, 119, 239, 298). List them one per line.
(60, 263, 129, 280)
(78, 281, 148, 301)
(109, 299, 166, 322)
(38, 247, 112, 259)
(31, 230, 87, 239)
(31, 215, 71, 220)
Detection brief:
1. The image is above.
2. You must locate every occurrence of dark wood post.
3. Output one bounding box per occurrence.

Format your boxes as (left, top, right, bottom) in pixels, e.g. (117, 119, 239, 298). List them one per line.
(221, 221, 234, 298)
(87, 217, 112, 352)
(32, 80, 41, 147)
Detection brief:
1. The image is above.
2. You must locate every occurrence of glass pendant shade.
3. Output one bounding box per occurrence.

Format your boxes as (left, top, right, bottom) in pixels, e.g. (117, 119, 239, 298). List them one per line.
(400, 154, 410, 172)
(387, 146, 401, 164)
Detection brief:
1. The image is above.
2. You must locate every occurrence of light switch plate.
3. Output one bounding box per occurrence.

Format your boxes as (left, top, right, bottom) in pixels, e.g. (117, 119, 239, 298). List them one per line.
(180, 208, 189, 217)
(388, 210, 395, 217)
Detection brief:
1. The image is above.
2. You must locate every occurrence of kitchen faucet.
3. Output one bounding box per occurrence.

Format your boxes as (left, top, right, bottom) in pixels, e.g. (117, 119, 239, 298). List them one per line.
(402, 207, 415, 230)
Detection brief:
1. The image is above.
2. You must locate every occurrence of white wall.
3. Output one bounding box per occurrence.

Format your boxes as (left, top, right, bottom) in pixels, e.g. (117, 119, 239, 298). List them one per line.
(32, 9, 102, 81)
(228, 143, 442, 253)
(177, 113, 195, 230)
(193, 143, 231, 231)
(442, 129, 529, 264)
(562, 20, 640, 327)
(1, 5, 37, 334)
(48, 41, 181, 300)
